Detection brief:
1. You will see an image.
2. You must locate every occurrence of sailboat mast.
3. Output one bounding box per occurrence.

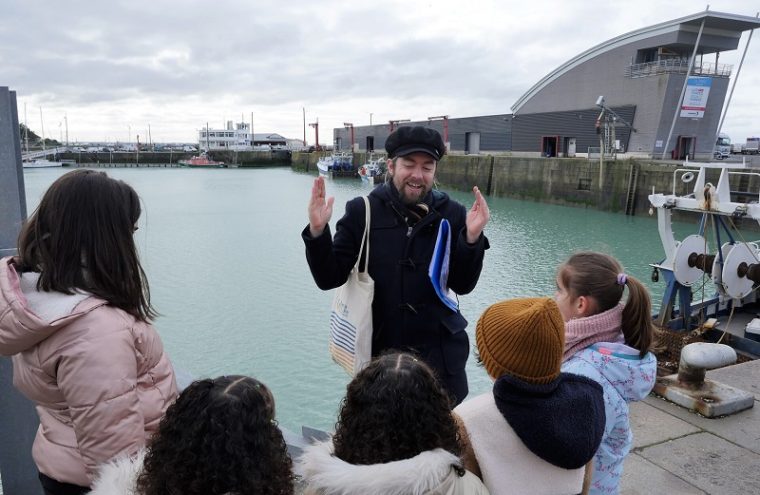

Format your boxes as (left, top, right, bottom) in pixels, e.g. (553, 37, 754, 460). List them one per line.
(39, 107, 46, 151)
(23, 103, 29, 154)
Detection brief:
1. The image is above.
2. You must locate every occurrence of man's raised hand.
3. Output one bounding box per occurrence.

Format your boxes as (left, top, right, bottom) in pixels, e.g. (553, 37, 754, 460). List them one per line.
(466, 186, 490, 244)
(308, 176, 334, 237)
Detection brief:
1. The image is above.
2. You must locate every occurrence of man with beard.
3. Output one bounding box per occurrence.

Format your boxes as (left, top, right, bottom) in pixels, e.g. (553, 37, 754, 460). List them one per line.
(303, 126, 490, 405)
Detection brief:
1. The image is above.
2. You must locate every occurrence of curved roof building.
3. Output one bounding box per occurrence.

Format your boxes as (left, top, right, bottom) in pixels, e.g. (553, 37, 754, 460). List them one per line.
(332, 10, 759, 160)
(511, 10, 760, 159)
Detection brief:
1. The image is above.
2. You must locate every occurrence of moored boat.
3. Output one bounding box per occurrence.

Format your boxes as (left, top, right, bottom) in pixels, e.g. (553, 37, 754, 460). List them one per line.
(648, 162, 760, 362)
(316, 152, 354, 176)
(178, 153, 225, 168)
(23, 159, 65, 168)
(359, 153, 385, 182)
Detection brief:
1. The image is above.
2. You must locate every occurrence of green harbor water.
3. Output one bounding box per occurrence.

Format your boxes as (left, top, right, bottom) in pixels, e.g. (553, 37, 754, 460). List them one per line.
(21, 166, 697, 432)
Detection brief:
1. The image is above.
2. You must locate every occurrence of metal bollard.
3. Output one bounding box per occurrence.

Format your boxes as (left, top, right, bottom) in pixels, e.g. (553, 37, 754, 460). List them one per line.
(677, 342, 737, 384)
(654, 342, 754, 417)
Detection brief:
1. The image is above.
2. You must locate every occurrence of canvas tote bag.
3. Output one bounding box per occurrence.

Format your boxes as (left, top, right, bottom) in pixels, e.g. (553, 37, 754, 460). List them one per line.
(329, 196, 374, 375)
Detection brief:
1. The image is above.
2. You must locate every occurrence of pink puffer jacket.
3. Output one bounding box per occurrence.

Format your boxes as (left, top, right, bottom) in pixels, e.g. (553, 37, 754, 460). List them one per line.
(0, 257, 177, 487)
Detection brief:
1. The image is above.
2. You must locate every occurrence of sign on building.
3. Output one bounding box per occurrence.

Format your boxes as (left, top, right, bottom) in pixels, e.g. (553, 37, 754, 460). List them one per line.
(680, 77, 712, 118)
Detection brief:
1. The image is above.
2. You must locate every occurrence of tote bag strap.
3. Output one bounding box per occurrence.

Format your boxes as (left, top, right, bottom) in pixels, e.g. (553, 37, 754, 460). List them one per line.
(356, 196, 371, 275)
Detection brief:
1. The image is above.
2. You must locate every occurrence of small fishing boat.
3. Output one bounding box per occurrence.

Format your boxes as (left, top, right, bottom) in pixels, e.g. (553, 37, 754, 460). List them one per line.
(359, 153, 385, 182)
(178, 153, 225, 168)
(316, 152, 354, 176)
(648, 161, 760, 361)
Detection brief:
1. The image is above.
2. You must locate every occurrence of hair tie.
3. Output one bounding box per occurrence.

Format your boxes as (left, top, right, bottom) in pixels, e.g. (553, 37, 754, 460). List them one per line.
(616, 273, 628, 286)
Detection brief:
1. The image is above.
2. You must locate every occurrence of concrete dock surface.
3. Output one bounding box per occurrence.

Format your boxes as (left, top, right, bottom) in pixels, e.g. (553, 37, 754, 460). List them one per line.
(621, 359, 760, 494)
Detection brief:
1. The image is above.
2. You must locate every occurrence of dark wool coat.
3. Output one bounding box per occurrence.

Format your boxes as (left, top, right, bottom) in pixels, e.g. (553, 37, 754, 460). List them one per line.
(303, 183, 488, 403)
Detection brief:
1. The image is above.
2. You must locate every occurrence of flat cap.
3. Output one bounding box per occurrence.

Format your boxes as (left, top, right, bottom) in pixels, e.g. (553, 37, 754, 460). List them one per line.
(385, 126, 446, 160)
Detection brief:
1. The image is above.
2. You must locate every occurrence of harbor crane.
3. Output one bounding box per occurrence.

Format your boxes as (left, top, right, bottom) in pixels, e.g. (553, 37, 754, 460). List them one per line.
(595, 96, 637, 189)
(595, 96, 637, 159)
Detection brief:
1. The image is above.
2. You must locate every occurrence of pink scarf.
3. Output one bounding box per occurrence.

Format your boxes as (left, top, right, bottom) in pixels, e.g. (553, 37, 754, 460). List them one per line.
(563, 303, 625, 361)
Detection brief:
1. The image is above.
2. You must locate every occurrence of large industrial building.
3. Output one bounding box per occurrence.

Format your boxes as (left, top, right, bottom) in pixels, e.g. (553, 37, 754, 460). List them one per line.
(333, 10, 760, 160)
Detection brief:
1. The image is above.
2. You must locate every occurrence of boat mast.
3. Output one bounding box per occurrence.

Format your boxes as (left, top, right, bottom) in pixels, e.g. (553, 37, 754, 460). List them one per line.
(39, 106, 45, 151)
(23, 103, 28, 154)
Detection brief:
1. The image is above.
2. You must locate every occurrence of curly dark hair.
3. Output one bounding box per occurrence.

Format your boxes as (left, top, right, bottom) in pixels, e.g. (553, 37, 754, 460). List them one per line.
(136, 375, 294, 495)
(332, 352, 462, 465)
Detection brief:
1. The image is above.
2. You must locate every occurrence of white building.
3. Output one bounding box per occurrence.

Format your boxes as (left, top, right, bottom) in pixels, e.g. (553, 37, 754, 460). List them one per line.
(198, 121, 291, 151)
(199, 121, 251, 151)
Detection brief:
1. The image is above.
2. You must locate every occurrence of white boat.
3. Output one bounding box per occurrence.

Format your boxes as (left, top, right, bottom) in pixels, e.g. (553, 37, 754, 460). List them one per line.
(23, 159, 65, 168)
(316, 152, 354, 176)
(648, 161, 760, 361)
(359, 153, 386, 182)
(316, 156, 332, 175)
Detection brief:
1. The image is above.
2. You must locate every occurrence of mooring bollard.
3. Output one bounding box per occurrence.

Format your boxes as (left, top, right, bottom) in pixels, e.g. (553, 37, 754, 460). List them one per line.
(677, 342, 737, 384)
(654, 342, 754, 417)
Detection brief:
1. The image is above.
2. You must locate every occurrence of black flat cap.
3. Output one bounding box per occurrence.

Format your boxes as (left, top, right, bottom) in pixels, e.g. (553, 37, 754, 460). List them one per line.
(385, 126, 446, 160)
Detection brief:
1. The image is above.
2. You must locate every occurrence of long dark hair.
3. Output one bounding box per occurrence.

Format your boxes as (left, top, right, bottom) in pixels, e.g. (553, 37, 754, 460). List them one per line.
(332, 352, 462, 465)
(16, 169, 156, 321)
(136, 375, 294, 495)
(558, 251, 656, 357)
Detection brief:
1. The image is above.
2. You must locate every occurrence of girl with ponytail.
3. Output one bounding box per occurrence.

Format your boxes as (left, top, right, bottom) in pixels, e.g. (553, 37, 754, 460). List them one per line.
(554, 251, 658, 495)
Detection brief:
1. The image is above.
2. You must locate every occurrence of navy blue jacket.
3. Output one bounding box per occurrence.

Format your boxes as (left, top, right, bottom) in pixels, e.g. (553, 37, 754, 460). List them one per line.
(303, 183, 489, 404)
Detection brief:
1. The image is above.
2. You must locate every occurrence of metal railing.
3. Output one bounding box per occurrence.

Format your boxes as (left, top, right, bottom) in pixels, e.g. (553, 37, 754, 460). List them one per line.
(1, 86, 42, 495)
(21, 146, 68, 161)
(626, 59, 732, 78)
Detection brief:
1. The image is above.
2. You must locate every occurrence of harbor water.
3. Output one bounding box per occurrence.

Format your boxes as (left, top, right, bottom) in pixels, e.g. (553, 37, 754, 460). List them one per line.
(21, 166, 697, 433)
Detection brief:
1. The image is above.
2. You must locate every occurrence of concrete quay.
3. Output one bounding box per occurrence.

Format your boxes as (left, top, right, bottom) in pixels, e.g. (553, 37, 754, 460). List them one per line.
(621, 359, 760, 494)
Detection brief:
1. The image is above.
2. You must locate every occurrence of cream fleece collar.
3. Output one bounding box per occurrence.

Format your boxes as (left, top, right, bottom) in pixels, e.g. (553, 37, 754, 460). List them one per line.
(297, 440, 462, 495)
(19, 271, 90, 323)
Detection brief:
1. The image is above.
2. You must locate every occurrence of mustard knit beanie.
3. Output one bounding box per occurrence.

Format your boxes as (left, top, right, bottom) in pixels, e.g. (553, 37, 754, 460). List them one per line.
(476, 297, 565, 384)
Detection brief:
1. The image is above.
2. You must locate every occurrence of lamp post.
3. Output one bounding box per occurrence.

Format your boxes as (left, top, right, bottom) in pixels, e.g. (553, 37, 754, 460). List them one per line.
(343, 122, 354, 152)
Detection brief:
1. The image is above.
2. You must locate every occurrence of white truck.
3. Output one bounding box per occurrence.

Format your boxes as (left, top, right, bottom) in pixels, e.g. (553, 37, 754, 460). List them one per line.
(744, 137, 760, 155)
(714, 133, 731, 159)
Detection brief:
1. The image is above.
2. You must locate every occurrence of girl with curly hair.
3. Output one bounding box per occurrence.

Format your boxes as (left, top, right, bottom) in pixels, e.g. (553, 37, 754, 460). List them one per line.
(0, 169, 176, 494)
(89, 375, 294, 495)
(298, 352, 488, 495)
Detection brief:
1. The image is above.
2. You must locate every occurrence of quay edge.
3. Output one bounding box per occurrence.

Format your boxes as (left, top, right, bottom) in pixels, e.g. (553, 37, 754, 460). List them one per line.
(291, 151, 760, 218)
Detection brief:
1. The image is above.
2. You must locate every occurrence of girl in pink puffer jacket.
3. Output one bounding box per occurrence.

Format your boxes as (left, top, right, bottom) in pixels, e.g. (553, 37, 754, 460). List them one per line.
(0, 169, 177, 495)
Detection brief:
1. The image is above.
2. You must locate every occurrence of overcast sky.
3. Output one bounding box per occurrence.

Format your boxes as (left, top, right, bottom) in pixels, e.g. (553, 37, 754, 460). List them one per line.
(2, 0, 758, 145)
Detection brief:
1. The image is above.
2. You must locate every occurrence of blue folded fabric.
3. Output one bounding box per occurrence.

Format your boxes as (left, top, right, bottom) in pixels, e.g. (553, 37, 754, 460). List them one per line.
(428, 219, 458, 312)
